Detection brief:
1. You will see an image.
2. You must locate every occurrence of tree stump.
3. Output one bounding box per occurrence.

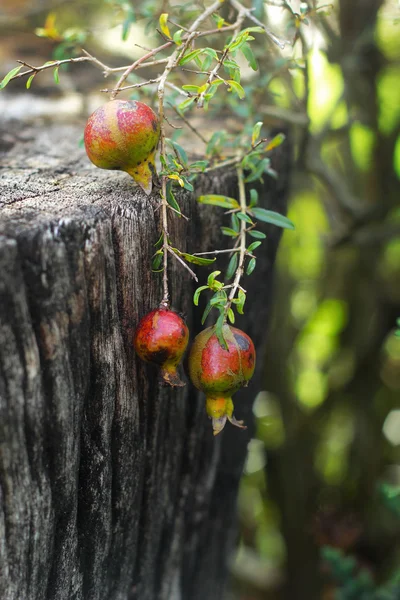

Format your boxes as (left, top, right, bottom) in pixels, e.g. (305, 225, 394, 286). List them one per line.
(0, 120, 289, 600)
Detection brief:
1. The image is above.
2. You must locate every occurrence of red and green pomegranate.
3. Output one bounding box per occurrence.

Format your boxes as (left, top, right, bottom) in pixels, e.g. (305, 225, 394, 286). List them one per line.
(134, 308, 189, 387)
(188, 323, 256, 435)
(84, 99, 160, 195)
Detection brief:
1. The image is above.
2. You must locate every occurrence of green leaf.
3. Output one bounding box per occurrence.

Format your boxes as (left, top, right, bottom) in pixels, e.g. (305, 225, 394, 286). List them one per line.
(154, 233, 164, 249)
(173, 29, 184, 45)
(207, 270, 221, 287)
(202, 47, 218, 59)
(168, 138, 188, 166)
(189, 160, 209, 171)
(179, 49, 203, 66)
(249, 188, 258, 207)
(242, 26, 265, 34)
(177, 96, 196, 112)
(244, 158, 269, 183)
(215, 312, 228, 350)
(241, 43, 258, 71)
(227, 79, 245, 99)
(152, 251, 163, 271)
(201, 54, 213, 71)
(251, 207, 295, 230)
(248, 229, 266, 239)
(0, 66, 22, 89)
(159, 13, 171, 38)
(231, 213, 240, 232)
(251, 122, 263, 146)
(122, 8, 135, 41)
(227, 308, 235, 324)
(237, 212, 254, 224)
(26, 73, 35, 89)
(224, 58, 240, 70)
(236, 289, 246, 314)
(246, 257, 256, 275)
(221, 227, 239, 237)
(53, 66, 60, 84)
(197, 194, 239, 209)
(247, 241, 261, 252)
(181, 84, 200, 94)
(193, 285, 209, 306)
(179, 252, 216, 266)
(226, 253, 238, 279)
(201, 300, 213, 325)
(166, 184, 181, 216)
(265, 132, 286, 152)
(181, 177, 194, 192)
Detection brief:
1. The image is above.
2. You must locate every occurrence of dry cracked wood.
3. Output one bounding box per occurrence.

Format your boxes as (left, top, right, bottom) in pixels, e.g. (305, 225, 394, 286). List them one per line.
(0, 120, 289, 600)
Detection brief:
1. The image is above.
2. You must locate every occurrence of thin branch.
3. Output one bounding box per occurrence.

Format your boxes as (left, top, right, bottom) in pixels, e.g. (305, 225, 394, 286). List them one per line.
(111, 41, 173, 100)
(168, 248, 198, 281)
(194, 248, 241, 256)
(229, 0, 288, 49)
(224, 165, 247, 319)
(101, 77, 161, 93)
(167, 102, 209, 146)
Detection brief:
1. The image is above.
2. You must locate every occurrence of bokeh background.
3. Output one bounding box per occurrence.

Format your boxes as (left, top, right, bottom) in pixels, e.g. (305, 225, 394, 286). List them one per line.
(1, 1, 399, 598)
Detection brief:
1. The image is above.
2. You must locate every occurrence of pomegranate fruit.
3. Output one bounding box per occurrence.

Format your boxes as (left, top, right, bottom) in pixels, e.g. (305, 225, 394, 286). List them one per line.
(84, 99, 160, 195)
(134, 308, 189, 387)
(188, 323, 256, 435)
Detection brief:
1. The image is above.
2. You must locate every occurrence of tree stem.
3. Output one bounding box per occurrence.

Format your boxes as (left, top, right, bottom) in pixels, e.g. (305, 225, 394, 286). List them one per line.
(224, 165, 247, 319)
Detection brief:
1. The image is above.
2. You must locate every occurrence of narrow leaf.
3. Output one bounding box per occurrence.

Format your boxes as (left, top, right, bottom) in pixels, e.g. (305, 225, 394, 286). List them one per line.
(179, 49, 203, 66)
(0, 66, 22, 89)
(197, 195, 239, 209)
(26, 73, 35, 89)
(201, 300, 213, 325)
(265, 132, 286, 152)
(231, 213, 240, 232)
(251, 121, 263, 146)
(227, 79, 245, 99)
(166, 185, 181, 216)
(237, 290, 246, 314)
(227, 308, 235, 324)
(251, 207, 295, 230)
(173, 29, 183, 45)
(241, 43, 258, 71)
(152, 251, 163, 270)
(247, 241, 262, 252)
(179, 252, 216, 266)
(215, 313, 228, 350)
(237, 212, 254, 224)
(221, 226, 239, 237)
(248, 230, 266, 239)
(249, 188, 258, 207)
(159, 13, 171, 39)
(207, 270, 221, 286)
(53, 67, 60, 84)
(226, 253, 238, 279)
(178, 96, 196, 112)
(193, 285, 209, 306)
(246, 257, 256, 275)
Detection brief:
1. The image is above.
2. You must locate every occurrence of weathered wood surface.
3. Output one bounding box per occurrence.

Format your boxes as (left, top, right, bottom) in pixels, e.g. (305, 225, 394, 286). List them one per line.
(0, 120, 289, 600)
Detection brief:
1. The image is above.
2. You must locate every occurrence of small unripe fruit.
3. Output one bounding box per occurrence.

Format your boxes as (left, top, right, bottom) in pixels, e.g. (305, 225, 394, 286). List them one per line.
(188, 323, 256, 435)
(84, 99, 160, 195)
(134, 308, 189, 387)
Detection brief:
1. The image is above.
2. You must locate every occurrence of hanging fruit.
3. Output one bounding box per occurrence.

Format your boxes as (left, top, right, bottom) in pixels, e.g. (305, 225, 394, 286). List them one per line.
(188, 323, 256, 435)
(84, 99, 160, 195)
(134, 308, 189, 387)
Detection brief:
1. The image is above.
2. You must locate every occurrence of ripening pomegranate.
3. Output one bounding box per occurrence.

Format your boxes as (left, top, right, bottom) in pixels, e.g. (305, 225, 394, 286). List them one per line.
(84, 99, 160, 195)
(188, 323, 256, 435)
(134, 308, 189, 387)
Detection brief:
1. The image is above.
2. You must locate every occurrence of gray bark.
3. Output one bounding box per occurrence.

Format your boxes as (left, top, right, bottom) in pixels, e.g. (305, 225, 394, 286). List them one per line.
(0, 121, 289, 600)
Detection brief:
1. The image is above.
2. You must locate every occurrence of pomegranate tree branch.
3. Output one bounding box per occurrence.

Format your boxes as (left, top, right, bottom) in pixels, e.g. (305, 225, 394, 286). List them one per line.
(224, 165, 247, 319)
